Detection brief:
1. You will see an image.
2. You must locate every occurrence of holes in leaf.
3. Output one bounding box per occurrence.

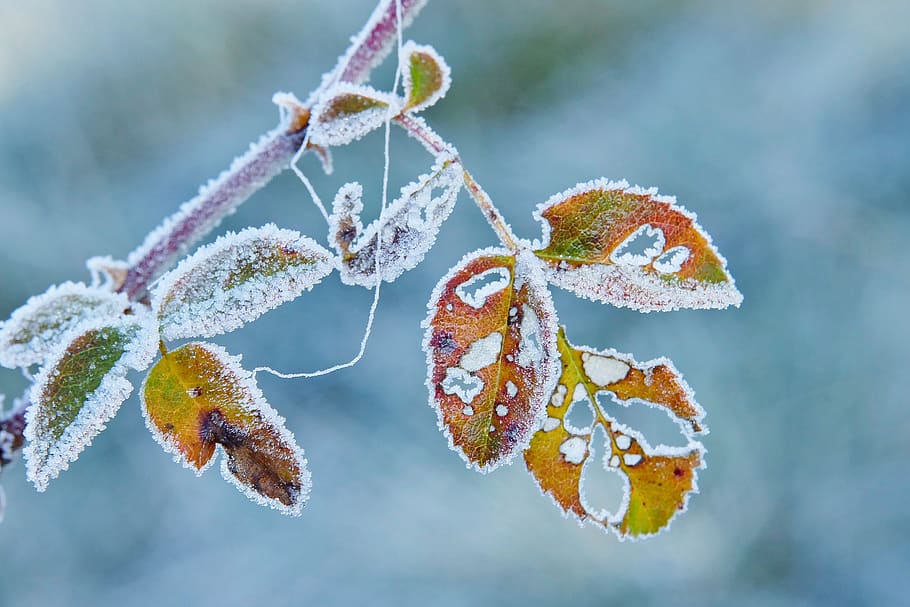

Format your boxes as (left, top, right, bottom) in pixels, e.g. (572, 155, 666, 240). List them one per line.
(652, 246, 691, 274)
(455, 267, 510, 309)
(580, 426, 625, 522)
(441, 368, 483, 404)
(609, 225, 665, 266)
(596, 393, 689, 447)
(564, 386, 594, 433)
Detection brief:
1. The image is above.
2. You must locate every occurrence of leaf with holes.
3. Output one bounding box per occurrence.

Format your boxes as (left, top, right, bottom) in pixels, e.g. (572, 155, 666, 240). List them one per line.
(0, 282, 132, 369)
(423, 248, 559, 472)
(141, 342, 309, 515)
(23, 313, 158, 491)
(401, 41, 451, 113)
(309, 83, 400, 147)
(329, 153, 463, 287)
(153, 224, 335, 341)
(524, 327, 705, 539)
(533, 179, 743, 312)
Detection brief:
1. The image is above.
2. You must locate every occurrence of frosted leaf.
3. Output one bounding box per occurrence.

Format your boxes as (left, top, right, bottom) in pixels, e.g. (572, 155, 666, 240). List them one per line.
(141, 342, 309, 515)
(524, 327, 706, 540)
(0, 282, 132, 369)
(329, 153, 463, 287)
(86, 256, 129, 290)
(309, 83, 400, 147)
(423, 248, 560, 472)
(23, 312, 159, 491)
(400, 40, 452, 113)
(533, 178, 743, 312)
(153, 224, 335, 341)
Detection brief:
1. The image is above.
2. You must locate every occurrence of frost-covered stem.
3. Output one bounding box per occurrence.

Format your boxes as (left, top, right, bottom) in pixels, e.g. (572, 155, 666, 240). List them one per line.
(118, 0, 428, 301)
(395, 113, 520, 251)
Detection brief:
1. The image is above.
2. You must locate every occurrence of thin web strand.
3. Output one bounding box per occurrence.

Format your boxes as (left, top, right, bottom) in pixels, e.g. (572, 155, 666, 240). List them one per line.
(255, 1, 404, 381)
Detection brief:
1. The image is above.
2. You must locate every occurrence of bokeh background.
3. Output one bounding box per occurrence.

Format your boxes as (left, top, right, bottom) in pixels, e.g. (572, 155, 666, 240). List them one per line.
(1, 1, 908, 605)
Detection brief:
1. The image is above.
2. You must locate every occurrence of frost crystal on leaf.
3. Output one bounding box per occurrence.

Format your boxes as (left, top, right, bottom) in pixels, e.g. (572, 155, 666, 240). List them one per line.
(141, 342, 310, 515)
(0, 282, 132, 369)
(86, 256, 130, 291)
(400, 40, 452, 113)
(524, 327, 705, 540)
(329, 153, 463, 287)
(309, 83, 401, 147)
(23, 312, 159, 491)
(153, 224, 335, 341)
(533, 178, 743, 312)
(423, 248, 559, 473)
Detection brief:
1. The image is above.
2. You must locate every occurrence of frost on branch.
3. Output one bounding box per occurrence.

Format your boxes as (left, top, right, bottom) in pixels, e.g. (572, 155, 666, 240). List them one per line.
(524, 327, 705, 540)
(533, 179, 743, 312)
(153, 224, 335, 341)
(141, 342, 309, 515)
(23, 313, 158, 491)
(309, 83, 400, 147)
(329, 154, 463, 287)
(0, 282, 132, 369)
(423, 248, 559, 472)
(400, 41, 451, 113)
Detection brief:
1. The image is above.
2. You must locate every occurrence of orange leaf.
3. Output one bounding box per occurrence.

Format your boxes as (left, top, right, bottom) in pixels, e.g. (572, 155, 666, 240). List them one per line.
(423, 248, 559, 472)
(524, 328, 704, 539)
(141, 342, 310, 515)
(533, 179, 742, 312)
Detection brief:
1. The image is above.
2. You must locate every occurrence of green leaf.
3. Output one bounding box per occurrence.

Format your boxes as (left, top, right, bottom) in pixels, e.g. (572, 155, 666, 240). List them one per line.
(141, 342, 310, 515)
(153, 224, 335, 341)
(23, 314, 158, 491)
(0, 282, 131, 369)
(401, 41, 451, 113)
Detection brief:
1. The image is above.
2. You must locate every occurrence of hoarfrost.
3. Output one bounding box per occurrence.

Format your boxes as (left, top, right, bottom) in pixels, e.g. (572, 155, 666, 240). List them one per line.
(581, 352, 631, 386)
(459, 332, 503, 372)
(86, 256, 129, 290)
(0, 282, 131, 369)
(23, 312, 158, 492)
(441, 368, 483, 404)
(653, 246, 691, 274)
(153, 224, 335, 341)
(609, 225, 666, 266)
(309, 82, 401, 147)
(517, 304, 544, 367)
(329, 153, 463, 287)
(559, 436, 587, 465)
(542, 417, 561, 432)
(455, 267, 510, 308)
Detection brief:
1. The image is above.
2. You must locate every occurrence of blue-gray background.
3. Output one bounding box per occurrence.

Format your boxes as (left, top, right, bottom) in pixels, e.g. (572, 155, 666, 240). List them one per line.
(1, 1, 907, 605)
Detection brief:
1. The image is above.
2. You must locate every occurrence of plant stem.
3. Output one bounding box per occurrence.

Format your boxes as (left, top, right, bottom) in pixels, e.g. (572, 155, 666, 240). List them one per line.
(394, 113, 520, 252)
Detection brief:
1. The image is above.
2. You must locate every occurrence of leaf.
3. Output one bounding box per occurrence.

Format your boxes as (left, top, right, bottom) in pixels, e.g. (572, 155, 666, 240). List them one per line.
(533, 179, 743, 312)
(423, 248, 560, 472)
(23, 314, 159, 491)
(141, 342, 309, 515)
(401, 41, 451, 113)
(308, 83, 400, 147)
(153, 224, 335, 341)
(524, 327, 705, 540)
(0, 282, 132, 369)
(329, 153, 463, 287)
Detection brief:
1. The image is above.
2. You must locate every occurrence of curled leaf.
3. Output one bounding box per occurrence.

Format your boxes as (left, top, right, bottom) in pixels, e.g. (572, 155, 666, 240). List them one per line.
(329, 153, 463, 287)
(524, 327, 705, 539)
(141, 342, 309, 515)
(401, 40, 451, 113)
(153, 224, 335, 341)
(423, 248, 559, 472)
(533, 179, 742, 312)
(23, 313, 158, 491)
(309, 83, 400, 147)
(0, 282, 132, 369)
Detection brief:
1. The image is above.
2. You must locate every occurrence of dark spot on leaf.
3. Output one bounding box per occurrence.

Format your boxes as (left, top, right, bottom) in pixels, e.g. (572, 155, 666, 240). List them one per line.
(673, 466, 685, 478)
(430, 331, 458, 356)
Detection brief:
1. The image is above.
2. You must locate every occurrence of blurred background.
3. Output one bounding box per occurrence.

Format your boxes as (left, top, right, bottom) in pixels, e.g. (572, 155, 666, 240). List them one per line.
(1, 1, 908, 605)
